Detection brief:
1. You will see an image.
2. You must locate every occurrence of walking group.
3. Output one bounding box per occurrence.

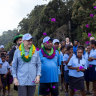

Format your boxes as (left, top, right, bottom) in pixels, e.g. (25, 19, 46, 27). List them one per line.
(0, 33, 96, 96)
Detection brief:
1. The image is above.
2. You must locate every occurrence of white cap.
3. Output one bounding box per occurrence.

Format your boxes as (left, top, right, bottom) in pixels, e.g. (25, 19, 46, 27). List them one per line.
(43, 36, 51, 43)
(22, 33, 32, 40)
(53, 39, 60, 44)
(90, 37, 95, 41)
(0, 45, 4, 48)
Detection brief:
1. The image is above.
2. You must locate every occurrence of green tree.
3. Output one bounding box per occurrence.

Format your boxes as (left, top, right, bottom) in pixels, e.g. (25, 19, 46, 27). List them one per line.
(0, 29, 18, 51)
(72, 0, 96, 42)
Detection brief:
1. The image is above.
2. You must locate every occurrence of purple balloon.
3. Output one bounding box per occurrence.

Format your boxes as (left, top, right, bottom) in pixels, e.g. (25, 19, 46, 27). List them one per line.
(32, 81, 35, 83)
(46, 88, 50, 91)
(79, 66, 84, 70)
(43, 32, 47, 36)
(51, 18, 56, 22)
(52, 86, 56, 89)
(85, 41, 90, 45)
(46, 41, 49, 44)
(90, 14, 94, 18)
(74, 89, 77, 92)
(88, 33, 92, 37)
(36, 48, 39, 51)
(85, 24, 89, 28)
(89, 65, 92, 67)
(94, 6, 96, 9)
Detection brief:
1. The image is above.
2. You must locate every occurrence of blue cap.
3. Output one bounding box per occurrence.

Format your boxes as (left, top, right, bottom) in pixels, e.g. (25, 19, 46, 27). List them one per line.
(22, 33, 32, 40)
(43, 36, 51, 43)
(53, 39, 60, 44)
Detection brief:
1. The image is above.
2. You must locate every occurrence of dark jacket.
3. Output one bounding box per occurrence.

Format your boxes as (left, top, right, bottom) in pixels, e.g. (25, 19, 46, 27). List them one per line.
(8, 46, 16, 64)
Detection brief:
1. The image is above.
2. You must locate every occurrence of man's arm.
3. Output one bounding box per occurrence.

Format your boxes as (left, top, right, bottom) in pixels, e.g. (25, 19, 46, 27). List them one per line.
(36, 52, 41, 76)
(68, 66, 78, 70)
(35, 51, 41, 84)
(8, 47, 16, 64)
(68, 66, 86, 72)
(64, 53, 73, 65)
(12, 50, 19, 86)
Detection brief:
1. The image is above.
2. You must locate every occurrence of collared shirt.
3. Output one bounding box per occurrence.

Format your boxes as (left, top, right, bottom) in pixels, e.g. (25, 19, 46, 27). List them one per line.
(39, 50, 60, 83)
(68, 56, 87, 77)
(0, 61, 10, 74)
(90, 48, 94, 53)
(89, 49, 96, 65)
(63, 54, 69, 71)
(63, 54, 75, 71)
(58, 51, 63, 75)
(12, 49, 41, 86)
(84, 52, 90, 67)
(73, 45, 78, 55)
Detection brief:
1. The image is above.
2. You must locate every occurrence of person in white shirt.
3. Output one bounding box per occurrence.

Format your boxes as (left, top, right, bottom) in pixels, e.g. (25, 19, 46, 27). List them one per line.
(0, 53, 10, 96)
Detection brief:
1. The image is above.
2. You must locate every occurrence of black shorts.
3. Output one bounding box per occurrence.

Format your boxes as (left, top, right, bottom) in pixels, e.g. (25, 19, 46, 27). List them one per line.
(39, 83, 59, 96)
(69, 76, 85, 91)
(1, 74, 7, 88)
(7, 73, 13, 85)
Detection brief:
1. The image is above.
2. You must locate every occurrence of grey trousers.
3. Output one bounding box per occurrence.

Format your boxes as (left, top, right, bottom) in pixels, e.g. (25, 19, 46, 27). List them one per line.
(18, 86, 36, 96)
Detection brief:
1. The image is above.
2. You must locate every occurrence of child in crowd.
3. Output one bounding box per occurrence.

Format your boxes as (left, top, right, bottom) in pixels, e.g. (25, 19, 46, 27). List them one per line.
(63, 45, 74, 96)
(53, 39, 63, 91)
(60, 46, 67, 91)
(84, 45, 91, 95)
(68, 48, 87, 96)
(6, 54, 13, 96)
(0, 53, 10, 96)
(88, 40, 96, 96)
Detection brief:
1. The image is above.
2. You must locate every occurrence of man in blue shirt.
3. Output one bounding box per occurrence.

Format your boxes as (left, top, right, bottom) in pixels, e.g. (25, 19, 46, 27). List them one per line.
(73, 40, 78, 55)
(53, 39, 64, 91)
(12, 33, 41, 96)
(39, 36, 60, 96)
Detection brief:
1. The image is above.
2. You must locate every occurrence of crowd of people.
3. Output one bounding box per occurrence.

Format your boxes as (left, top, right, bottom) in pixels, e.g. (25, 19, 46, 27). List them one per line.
(0, 33, 96, 96)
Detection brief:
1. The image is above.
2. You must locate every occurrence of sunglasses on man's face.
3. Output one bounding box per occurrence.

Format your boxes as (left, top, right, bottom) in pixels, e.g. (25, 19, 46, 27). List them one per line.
(27, 39, 33, 42)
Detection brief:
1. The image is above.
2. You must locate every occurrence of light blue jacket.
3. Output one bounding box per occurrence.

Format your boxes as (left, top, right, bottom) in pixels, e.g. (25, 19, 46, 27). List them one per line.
(12, 49, 41, 86)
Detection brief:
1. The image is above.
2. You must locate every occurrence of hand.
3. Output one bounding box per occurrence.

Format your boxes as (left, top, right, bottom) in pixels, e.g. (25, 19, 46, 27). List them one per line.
(3, 75, 7, 78)
(69, 53, 73, 58)
(77, 67, 80, 72)
(0, 64, 2, 68)
(90, 57, 94, 60)
(13, 78, 19, 86)
(0, 81, 3, 89)
(88, 57, 94, 61)
(35, 76, 40, 84)
(10, 63, 12, 66)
